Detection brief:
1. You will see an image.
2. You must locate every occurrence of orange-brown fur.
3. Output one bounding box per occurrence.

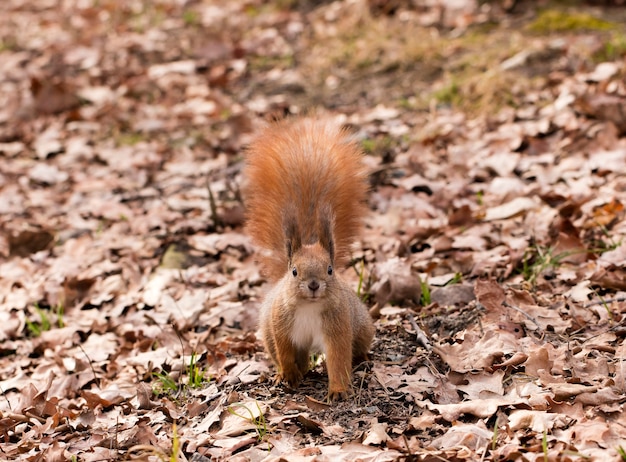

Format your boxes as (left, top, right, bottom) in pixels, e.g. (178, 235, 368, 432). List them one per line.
(243, 118, 374, 400)
(244, 118, 368, 281)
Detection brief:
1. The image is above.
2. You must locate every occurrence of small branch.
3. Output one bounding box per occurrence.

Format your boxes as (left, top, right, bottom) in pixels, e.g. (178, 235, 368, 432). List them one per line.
(78, 344, 100, 390)
(24, 411, 47, 424)
(206, 177, 221, 229)
(584, 297, 626, 308)
(0, 383, 12, 412)
(502, 301, 542, 330)
(407, 313, 432, 351)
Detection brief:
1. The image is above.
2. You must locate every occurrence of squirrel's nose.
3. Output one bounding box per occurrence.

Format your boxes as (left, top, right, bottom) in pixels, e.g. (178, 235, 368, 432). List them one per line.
(308, 280, 320, 292)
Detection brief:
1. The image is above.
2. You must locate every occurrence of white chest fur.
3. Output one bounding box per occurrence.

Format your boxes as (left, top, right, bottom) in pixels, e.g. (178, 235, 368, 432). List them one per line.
(290, 300, 326, 353)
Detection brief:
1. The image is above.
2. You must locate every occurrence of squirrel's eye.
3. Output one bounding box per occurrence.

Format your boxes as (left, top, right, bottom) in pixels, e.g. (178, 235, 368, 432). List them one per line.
(292, 267, 298, 277)
(327, 265, 333, 275)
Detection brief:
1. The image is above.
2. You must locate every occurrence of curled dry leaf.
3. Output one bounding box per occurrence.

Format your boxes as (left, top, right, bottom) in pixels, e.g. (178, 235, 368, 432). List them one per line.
(508, 409, 568, 432)
(217, 400, 268, 438)
(430, 422, 492, 452)
(362, 419, 389, 446)
(483, 197, 538, 221)
(370, 257, 422, 307)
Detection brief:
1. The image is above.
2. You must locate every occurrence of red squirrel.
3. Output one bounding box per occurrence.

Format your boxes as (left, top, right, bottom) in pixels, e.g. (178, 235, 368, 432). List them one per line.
(243, 117, 375, 400)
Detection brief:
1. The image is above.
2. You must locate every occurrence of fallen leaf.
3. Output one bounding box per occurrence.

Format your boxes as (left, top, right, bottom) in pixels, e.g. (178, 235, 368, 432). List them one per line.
(430, 422, 492, 451)
(508, 409, 567, 432)
(483, 197, 538, 221)
(362, 419, 389, 446)
(216, 400, 267, 438)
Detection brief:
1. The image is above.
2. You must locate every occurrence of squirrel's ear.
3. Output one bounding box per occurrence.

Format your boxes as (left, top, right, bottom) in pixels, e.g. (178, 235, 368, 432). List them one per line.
(319, 205, 335, 264)
(283, 207, 301, 264)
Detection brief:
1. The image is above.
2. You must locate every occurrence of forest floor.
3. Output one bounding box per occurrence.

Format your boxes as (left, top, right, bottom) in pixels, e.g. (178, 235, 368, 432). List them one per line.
(2, 0, 626, 461)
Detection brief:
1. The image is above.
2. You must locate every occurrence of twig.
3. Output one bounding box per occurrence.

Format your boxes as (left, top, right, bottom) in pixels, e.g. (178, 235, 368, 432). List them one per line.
(0, 383, 11, 412)
(401, 434, 415, 459)
(78, 343, 100, 390)
(407, 313, 432, 351)
(24, 411, 47, 424)
(372, 371, 391, 399)
(502, 301, 542, 330)
(584, 297, 626, 308)
(127, 444, 168, 460)
(4, 412, 33, 423)
(355, 365, 369, 408)
(206, 177, 221, 229)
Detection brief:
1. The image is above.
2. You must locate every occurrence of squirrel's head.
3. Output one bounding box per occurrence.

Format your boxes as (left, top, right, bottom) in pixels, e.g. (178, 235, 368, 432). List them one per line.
(288, 243, 335, 300)
(284, 205, 336, 300)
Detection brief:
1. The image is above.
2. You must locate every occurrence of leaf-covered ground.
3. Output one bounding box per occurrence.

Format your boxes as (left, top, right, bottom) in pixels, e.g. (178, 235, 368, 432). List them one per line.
(2, 0, 626, 461)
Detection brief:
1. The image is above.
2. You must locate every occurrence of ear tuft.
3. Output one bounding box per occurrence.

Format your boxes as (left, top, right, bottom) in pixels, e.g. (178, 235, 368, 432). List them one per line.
(283, 205, 301, 265)
(319, 203, 335, 264)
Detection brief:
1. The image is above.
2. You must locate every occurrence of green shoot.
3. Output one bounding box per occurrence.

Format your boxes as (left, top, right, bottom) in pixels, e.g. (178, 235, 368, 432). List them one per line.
(360, 136, 394, 156)
(228, 402, 269, 443)
(187, 351, 207, 389)
(152, 351, 209, 398)
(34, 304, 50, 331)
(519, 245, 570, 286)
(182, 9, 200, 26)
(444, 273, 462, 286)
(520, 226, 622, 287)
(25, 317, 44, 338)
(126, 423, 181, 460)
(589, 223, 622, 254)
(356, 259, 366, 300)
(25, 303, 64, 337)
(476, 190, 484, 206)
(591, 288, 614, 321)
(56, 304, 65, 328)
(420, 278, 431, 306)
(617, 445, 626, 461)
(170, 423, 180, 462)
(152, 371, 179, 397)
(361, 138, 377, 154)
(542, 430, 548, 462)
(491, 418, 499, 451)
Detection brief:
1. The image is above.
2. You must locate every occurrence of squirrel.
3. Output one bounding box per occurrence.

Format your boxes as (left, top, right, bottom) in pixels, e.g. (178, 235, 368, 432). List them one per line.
(243, 117, 375, 400)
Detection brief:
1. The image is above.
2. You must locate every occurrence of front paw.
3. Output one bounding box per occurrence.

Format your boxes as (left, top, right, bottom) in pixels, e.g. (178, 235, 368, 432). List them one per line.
(277, 369, 303, 389)
(327, 386, 353, 401)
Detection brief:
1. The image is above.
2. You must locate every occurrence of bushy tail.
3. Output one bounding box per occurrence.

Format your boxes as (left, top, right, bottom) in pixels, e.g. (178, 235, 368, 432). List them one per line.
(243, 118, 369, 281)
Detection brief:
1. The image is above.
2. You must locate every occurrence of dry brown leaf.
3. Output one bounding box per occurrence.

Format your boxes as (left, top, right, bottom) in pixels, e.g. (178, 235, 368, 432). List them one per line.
(456, 370, 505, 399)
(81, 388, 133, 409)
(216, 400, 267, 438)
(370, 257, 422, 307)
(508, 409, 568, 432)
(304, 396, 331, 412)
(8, 228, 55, 257)
(434, 329, 521, 373)
(297, 414, 324, 434)
(430, 284, 475, 307)
(523, 344, 554, 380)
(576, 94, 626, 134)
(430, 422, 492, 452)
(483, 197, 538, 221)
(575, 386, 624, 406)
(474, 279, 505, 312)
(419, 395, 524, 421)
(546, 383, 598, 401)
(362, 419, 389, 446)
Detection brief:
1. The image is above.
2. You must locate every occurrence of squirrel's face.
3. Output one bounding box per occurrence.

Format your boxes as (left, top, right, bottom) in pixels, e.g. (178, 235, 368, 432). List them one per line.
(289, 243, 334, 301)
